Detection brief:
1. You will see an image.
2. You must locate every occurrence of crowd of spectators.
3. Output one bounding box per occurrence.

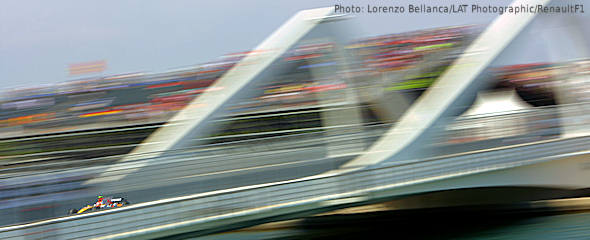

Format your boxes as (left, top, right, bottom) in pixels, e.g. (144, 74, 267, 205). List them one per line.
(2, 25, 585, 135)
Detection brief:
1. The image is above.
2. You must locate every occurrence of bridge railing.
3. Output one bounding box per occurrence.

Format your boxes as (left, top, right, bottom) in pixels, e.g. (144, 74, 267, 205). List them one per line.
(1, 102, 588, 219)
(4, 100, 588, 177)
(1, 132, 588, 239)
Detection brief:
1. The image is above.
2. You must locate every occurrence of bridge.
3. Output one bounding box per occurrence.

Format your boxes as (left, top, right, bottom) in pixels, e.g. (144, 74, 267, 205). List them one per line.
(2, 0, 590, 239)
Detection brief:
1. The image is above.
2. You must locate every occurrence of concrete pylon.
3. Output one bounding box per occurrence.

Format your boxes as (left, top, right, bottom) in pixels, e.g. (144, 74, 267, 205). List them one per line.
(334, 0, 553, 172)
(85, 8, 350, 185)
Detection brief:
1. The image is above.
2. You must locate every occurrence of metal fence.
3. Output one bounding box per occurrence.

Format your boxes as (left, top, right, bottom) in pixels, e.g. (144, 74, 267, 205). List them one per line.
(0, 134, 588, 239)
(1, 102, 589, 239)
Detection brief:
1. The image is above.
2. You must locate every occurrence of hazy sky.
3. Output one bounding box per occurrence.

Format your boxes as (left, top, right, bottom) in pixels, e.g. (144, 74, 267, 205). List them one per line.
(1, 0, 587, 90)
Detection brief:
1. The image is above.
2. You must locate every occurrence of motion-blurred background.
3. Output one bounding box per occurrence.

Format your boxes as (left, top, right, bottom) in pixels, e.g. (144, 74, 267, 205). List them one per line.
(1, 1, 590, 239)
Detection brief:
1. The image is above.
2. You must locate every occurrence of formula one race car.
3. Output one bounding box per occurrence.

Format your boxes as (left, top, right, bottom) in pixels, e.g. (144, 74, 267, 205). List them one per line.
(68, 196, 130, 215)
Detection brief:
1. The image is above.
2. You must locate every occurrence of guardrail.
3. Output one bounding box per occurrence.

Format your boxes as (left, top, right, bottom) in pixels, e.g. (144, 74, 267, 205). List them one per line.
(0, 122, 379, 177)
(4, 101, 586, 176)
(1, 134, 588, 239)
(0, 102, 588, 236)
(1, 102, 588, 222)
(0, 105, 366, 169)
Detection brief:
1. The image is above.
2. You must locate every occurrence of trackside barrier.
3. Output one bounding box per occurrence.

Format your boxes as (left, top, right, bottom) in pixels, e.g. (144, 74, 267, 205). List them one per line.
(0, 135, 588, 239)
(0, 103, 587, 223)
(3, 101, 586, 178)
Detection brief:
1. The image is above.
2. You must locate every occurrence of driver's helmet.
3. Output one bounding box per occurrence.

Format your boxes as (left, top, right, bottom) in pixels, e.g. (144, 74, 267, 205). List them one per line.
(97, 195, 104, 202)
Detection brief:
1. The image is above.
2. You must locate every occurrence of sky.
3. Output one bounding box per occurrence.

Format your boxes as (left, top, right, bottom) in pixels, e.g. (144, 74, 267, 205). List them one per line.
(1, 0, 588, 91)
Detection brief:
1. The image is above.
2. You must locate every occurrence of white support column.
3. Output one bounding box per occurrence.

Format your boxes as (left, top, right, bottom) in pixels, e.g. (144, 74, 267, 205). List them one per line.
(335, 0, 552, 172)
(85, 8, 342, 184)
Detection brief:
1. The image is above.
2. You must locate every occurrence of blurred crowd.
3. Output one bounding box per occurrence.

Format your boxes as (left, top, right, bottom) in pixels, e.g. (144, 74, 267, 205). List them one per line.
(1, 25, 588, 136)
(347, 26, 474, 95)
